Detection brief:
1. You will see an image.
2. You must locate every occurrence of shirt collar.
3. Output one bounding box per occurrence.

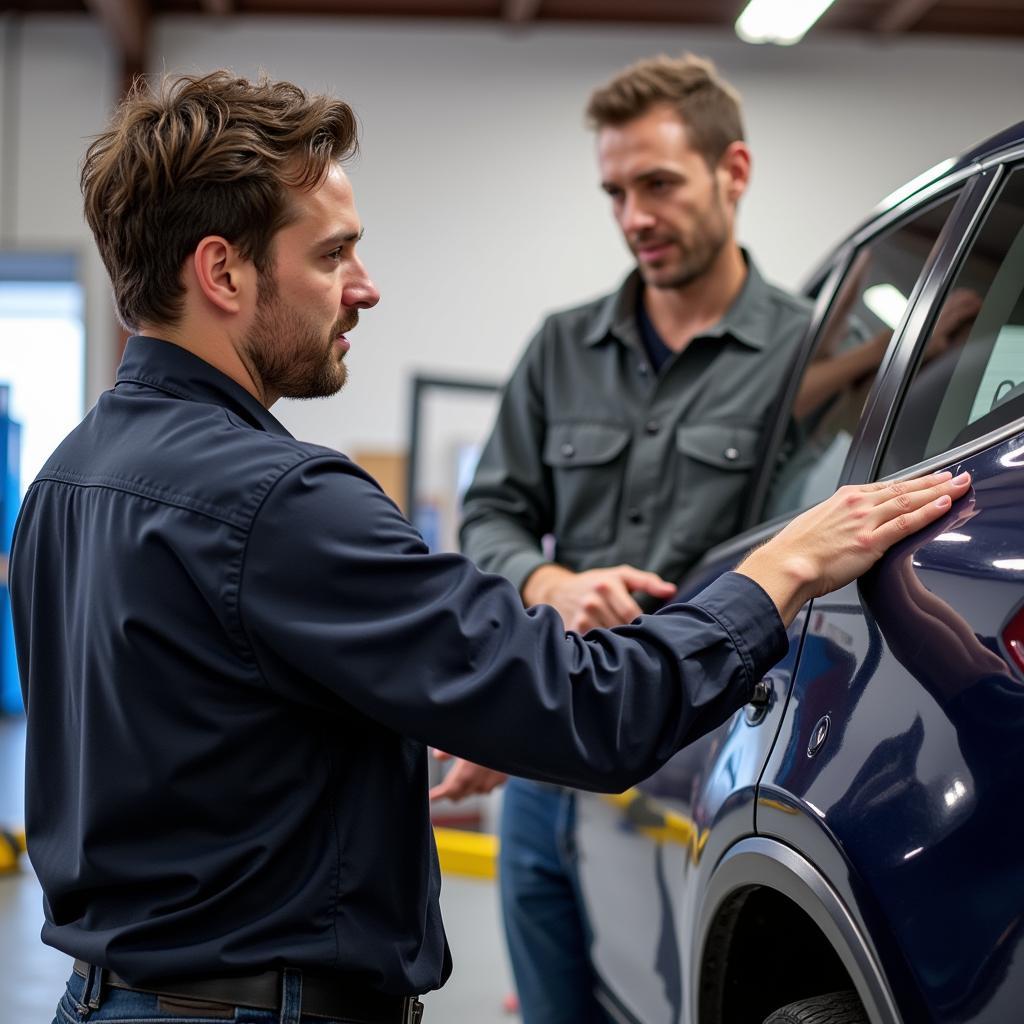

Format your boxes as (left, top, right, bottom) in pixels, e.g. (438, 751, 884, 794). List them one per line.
(583, 250, 774, 352)
(115, 336, 294, 438)
(582, 271, 643, 348)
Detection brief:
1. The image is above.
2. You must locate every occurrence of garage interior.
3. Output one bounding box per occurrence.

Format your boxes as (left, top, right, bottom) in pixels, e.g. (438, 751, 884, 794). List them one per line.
(0, 1, 1022, 1021)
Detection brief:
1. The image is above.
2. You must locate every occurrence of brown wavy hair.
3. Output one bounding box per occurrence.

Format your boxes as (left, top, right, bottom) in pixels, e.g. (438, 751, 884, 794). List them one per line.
(585, 53, 744, 169)
(81, 71, 359, 331)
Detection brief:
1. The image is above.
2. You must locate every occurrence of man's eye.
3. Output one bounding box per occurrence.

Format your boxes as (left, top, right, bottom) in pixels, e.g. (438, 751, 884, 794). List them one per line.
(326, 248, 344, 262)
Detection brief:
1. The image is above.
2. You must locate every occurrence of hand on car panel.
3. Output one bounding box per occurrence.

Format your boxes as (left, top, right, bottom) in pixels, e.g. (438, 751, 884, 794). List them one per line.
(521, 563, 677, 632)
(430, 472, 971, 804)
(737, 470, 972, 627)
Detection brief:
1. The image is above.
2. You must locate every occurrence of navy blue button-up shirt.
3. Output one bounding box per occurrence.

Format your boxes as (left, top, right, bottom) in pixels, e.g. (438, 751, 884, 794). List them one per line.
(10, 336, 786, 995)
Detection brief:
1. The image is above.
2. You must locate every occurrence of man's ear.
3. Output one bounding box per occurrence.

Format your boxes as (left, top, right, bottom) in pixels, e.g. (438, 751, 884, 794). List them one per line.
(717, 141, 752, 206)
(190, 236, 256, 315)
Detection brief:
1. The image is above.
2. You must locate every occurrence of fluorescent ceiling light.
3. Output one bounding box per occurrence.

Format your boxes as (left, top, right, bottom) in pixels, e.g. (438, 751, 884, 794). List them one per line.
(735, 0, 838, 45)
(863, 283, 909, 330)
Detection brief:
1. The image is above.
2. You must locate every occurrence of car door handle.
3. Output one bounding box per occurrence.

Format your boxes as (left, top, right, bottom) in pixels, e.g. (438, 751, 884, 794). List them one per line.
(745, 677, 775, 725)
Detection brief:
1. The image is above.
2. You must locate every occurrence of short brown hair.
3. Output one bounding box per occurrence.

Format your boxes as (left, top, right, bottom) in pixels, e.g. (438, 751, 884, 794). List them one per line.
(586, 53, 744, 168)
(81, 71, 359, 331)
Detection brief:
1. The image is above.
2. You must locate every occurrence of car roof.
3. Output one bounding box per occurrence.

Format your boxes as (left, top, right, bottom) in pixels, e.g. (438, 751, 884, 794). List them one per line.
(802, 118, 1024, 292)
(875, 119, 1024, 216)
(954, 119, 1024, 173)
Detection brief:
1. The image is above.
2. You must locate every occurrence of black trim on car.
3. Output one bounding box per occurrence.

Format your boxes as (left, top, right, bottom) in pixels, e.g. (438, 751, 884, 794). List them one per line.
(850, 167, 1007, 484)
(747, 179, 974, 531)
(695, 838, 901, 1024)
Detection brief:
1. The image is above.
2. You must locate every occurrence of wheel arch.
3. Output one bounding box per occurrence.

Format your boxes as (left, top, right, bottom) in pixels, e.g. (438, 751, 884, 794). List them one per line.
(694, 837, 903, 1024)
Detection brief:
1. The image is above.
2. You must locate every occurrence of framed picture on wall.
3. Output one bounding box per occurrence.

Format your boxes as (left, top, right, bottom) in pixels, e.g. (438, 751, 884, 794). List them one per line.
(406, 374, 502, 555)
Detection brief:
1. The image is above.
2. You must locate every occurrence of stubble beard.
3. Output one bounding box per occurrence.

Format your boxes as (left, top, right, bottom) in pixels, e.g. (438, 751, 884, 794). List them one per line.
(636, 188, 730, 292)
(243, 273, 355, 402)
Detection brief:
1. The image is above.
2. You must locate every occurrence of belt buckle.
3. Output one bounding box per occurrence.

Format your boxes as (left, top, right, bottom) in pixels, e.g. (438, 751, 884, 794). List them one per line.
(403, 996, 424, 1024)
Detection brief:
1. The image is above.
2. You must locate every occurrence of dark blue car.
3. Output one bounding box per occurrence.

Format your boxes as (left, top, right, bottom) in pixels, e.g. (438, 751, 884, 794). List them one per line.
(574, 122, 1024, 1024)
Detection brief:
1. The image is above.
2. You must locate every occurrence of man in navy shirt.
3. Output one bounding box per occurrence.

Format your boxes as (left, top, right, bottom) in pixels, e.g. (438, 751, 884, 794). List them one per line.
(9, 71, 968, 1024)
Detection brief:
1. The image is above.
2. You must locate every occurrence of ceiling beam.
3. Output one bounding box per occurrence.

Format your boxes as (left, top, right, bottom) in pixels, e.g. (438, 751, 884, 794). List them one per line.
(875, 0, 941, 34)
(85, 0, 148, 68)
(502, 0, 542, 24)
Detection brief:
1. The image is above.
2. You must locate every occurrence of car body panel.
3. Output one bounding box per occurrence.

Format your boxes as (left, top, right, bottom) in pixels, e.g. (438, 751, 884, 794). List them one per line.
(759, 433, 1024, 1023)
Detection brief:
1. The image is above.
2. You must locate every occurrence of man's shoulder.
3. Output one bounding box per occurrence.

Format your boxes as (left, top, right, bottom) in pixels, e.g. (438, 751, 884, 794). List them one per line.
(762, 279, 815, 320)
(753, 275, 816, 350)
(533, 279, 627, 344)
(546, 287, 619, 323)
(32, 392, 358, 529)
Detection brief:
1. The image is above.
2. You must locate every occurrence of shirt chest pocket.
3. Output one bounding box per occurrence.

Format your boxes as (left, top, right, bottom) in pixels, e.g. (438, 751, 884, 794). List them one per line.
(672, 422, 760, 553)
(543, 423, 631, 548)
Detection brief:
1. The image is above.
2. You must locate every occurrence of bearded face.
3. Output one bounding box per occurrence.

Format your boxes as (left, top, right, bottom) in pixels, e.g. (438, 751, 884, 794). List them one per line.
(235, 164, 378, 407)
(597, 105, 741, 294)
(628, 180, 730, 291)
(243, 269, 357, 402)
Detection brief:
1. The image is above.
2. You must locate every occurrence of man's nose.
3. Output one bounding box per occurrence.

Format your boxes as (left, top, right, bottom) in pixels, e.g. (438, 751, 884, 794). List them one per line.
(619, 194, 656, 235)
(345, 260, 380, 310)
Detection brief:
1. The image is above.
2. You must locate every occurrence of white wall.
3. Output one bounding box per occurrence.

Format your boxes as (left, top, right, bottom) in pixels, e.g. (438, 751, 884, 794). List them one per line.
(0, 15, 119, 415)
(3, 14, 1023, 454)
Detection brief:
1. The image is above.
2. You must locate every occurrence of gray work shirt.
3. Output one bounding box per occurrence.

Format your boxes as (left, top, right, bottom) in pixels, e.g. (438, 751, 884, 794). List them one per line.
(460, 256, 814, 592)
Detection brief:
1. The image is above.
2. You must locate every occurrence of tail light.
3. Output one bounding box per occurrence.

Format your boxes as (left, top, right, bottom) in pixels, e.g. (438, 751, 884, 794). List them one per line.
(1001, 602, 1024, 675)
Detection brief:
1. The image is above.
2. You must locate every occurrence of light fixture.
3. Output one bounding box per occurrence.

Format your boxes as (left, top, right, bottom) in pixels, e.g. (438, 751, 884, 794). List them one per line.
(735, 0, 838, 45)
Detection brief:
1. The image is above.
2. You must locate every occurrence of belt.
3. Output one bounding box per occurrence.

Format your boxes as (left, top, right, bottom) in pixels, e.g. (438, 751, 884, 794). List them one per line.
(73, 960, 424, 1023)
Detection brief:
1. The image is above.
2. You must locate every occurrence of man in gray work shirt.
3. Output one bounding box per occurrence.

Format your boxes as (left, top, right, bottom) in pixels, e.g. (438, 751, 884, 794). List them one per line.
(439, 55, 814, 1023)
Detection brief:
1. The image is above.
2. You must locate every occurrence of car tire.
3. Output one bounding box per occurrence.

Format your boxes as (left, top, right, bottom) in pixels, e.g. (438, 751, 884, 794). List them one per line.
(762, 989, 868, 1023)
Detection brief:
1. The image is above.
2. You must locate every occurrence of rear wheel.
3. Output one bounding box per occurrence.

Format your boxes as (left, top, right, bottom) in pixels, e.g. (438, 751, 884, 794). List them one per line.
(762, 989, 868, 1023)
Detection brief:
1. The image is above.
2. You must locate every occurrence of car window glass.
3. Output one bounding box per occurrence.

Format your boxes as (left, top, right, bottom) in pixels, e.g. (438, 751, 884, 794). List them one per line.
(881, 167, 1024, 476)
(765, 193, 960, 519)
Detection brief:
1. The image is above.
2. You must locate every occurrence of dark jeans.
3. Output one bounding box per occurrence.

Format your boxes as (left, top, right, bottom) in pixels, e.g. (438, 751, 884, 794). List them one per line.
(498, 779, 611, 1024)
(54, 964, 380, 1024)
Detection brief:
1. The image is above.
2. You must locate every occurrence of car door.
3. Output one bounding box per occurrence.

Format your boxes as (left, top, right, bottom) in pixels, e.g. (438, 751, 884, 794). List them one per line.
(574, 176, 970, 1024)
(758, 160, 1024, 1024)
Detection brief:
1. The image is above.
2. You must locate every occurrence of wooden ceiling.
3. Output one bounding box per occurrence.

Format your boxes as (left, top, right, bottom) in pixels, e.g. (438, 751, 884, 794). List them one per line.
(8, 0, 1024, 37)
(7, 0, 1024, 89)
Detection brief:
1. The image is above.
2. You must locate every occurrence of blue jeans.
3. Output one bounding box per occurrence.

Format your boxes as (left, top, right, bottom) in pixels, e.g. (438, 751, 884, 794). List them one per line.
(499, 779, 610, 1024)
(54, 964, 379, 1024)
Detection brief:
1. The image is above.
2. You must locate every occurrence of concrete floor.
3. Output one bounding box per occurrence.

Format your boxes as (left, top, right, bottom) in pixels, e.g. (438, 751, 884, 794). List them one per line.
(0, 716, 515, 1023)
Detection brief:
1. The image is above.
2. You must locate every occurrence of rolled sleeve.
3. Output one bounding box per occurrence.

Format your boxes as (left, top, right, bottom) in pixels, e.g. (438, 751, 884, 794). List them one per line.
(671, 571, 789, 694)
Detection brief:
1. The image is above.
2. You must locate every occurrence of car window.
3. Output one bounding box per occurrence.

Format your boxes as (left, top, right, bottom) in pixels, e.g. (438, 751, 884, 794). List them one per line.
(764, 193, 960, 519)
(880, 167, 1024, 476)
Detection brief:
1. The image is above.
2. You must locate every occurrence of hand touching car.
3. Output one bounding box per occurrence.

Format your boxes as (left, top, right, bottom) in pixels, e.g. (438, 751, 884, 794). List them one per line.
(431, 469, 972, 804)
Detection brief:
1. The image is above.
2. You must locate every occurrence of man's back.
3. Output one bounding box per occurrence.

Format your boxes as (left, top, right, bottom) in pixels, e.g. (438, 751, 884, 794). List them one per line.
(11, 337, 448, 991)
